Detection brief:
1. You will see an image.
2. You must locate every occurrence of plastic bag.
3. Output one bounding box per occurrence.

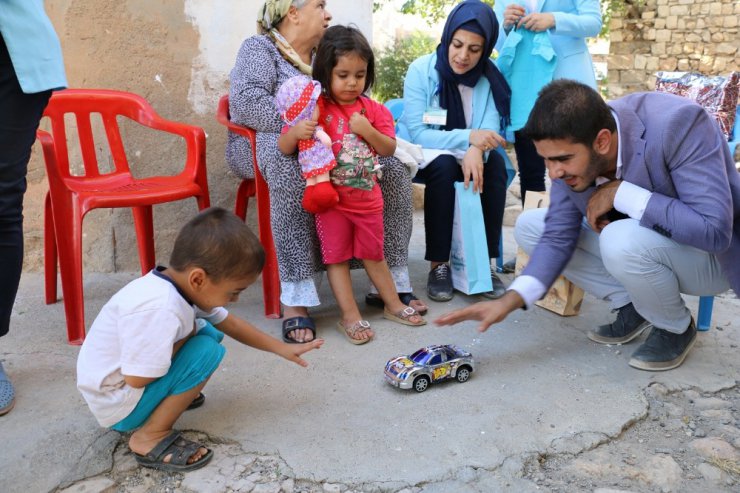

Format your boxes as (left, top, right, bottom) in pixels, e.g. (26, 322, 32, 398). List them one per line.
(450, 182, 493, 295)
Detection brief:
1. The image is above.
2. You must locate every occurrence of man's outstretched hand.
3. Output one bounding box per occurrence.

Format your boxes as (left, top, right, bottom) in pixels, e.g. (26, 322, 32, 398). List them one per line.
(434, 291, 525, 333)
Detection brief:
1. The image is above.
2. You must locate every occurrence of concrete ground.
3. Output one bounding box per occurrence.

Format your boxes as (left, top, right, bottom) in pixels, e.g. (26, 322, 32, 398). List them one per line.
(0, 212, 738, 493)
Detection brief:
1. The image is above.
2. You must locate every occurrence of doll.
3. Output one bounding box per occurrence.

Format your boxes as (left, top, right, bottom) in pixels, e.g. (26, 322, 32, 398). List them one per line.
(275, 75, 338, 213)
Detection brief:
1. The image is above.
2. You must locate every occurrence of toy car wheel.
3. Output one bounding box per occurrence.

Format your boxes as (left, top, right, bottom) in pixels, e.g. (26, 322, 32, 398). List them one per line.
(413, 376, 430, 393)
(456, 366, 471, 383)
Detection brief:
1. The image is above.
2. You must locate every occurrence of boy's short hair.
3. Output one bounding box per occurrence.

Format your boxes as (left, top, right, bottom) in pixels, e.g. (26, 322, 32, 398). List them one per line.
(170, 207, 265, 282)
(523, 79, 616, 146)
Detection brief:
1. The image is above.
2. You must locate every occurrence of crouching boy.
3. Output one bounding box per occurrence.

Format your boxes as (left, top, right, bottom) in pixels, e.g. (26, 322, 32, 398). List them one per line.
(77, 207, 323, 472)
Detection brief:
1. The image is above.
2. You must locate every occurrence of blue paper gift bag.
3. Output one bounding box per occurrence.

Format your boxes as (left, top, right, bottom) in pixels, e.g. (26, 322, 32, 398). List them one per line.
(450, 182, 493, 295)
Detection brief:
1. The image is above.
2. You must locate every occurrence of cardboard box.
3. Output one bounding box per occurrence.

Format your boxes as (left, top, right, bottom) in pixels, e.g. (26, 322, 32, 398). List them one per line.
(515, 192, 584, 317)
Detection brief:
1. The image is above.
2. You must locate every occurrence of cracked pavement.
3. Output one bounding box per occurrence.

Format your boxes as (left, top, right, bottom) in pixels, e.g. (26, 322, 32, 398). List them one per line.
(0, 217, 738, 492)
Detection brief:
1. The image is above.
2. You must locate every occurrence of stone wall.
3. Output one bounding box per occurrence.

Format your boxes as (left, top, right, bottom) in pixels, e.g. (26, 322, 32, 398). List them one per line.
(607, 0, 739, 97)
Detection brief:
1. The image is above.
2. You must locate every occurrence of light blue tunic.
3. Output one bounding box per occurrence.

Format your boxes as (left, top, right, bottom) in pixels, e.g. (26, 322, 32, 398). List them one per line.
(494, 0, 601, 88)
(0, 0, 67, 93)
(496, 29, 557, 131)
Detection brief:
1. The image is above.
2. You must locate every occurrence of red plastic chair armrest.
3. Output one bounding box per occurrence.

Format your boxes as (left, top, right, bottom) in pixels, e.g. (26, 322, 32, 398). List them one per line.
(36, 130, 63, 181)
(130, 110, 207, 179)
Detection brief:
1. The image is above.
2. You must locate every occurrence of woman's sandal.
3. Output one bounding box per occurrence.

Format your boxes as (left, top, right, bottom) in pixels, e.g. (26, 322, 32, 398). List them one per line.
(365, 292, 429, 315)
(134, 431, 213, 472)
(336, 320, 374, 345)
(281, 316, 316, 343)
(383, 306, 427, 326)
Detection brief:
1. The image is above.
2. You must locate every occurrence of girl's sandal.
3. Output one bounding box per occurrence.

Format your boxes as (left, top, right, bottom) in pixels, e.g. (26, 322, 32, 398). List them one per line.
(383, 306, 427, 326)
(400, 293, 429, 316)
(365, 292, 429, 316)
(336, 320, 374, 345)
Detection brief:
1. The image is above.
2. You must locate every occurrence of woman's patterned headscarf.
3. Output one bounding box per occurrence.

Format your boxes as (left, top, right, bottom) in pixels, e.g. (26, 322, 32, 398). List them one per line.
(257, 0, 296, 34)
(257, 0, 314, 75)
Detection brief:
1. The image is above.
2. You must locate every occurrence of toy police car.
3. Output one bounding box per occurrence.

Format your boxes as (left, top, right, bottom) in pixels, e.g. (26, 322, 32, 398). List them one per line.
(384, 344, 474, 392)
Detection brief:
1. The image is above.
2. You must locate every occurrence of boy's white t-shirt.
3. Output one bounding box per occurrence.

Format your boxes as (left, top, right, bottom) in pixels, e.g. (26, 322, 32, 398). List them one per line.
(76, 268, 227, 427)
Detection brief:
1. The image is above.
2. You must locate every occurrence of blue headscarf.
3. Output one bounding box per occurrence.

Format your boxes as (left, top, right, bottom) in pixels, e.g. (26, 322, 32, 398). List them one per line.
(434, 0, 511, 132)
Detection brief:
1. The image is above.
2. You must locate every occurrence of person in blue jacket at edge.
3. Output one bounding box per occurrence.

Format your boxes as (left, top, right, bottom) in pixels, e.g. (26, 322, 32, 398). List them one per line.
(0, 0, 68, 416)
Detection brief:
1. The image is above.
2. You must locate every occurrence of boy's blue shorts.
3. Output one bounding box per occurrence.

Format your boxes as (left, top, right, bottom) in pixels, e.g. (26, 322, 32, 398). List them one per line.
(111, 320, 226, 432)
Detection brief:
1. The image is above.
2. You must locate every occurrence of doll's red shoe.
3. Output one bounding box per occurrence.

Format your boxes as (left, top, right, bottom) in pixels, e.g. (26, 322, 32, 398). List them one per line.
(312, 181, 339, 210)
(301, 186, 321, 214)
(302, 182, 338, 213)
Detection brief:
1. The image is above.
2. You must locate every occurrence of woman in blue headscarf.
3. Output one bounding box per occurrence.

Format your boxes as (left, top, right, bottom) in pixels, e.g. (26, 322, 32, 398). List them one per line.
(400, 0, 511, 302)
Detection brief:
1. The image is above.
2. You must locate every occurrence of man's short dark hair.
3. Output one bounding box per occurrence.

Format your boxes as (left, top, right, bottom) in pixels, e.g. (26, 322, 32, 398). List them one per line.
(170, 207, 265, 281)
(313, 25, 375, 101)
(523, 79, 616, 146)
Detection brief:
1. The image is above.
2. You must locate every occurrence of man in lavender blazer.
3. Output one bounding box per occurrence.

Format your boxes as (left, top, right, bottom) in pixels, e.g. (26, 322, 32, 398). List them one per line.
(437, 80, 738, 371)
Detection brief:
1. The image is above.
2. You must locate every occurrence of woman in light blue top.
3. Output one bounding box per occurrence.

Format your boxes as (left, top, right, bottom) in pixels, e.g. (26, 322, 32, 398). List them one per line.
(495, 0, 602, 87)
(0, 0, 67, 416)
(494, 0, 601, 272)
(400, 0, 511, 302)
(495, 1, 601, 185)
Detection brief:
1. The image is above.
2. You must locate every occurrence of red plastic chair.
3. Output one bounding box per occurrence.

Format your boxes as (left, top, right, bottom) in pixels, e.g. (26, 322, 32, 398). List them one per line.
(37, 89, 211, 344)
(215, 95, 281, 319)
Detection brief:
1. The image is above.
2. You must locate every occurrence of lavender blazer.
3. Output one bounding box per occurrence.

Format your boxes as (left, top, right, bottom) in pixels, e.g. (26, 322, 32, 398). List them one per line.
(522, 92, 740, 296)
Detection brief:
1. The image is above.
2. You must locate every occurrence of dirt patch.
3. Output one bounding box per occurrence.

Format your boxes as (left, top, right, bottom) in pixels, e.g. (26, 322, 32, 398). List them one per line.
(522, 383, 740, 492)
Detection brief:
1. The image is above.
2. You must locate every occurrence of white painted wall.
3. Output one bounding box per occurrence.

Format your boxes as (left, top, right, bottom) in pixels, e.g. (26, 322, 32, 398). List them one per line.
(184, 0, 373, 114)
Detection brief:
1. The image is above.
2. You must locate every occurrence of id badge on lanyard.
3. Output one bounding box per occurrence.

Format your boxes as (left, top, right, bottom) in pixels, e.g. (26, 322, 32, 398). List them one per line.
(422, 85, 447, 126)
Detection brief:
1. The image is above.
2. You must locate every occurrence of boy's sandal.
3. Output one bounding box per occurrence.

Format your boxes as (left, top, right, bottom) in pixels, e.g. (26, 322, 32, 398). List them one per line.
(186, 392, 205, 411)
(336, 320, 374, 345)
(383, 306, 427, 327)
(281, 316, 316, 344)
(365, 292, 428, 315)
(0, 363, 15, 416)
(134, 431, 213, 472)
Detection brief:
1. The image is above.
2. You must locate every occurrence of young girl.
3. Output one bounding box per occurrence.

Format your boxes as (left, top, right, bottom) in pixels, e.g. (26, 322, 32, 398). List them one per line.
(280, 25, 425, 345)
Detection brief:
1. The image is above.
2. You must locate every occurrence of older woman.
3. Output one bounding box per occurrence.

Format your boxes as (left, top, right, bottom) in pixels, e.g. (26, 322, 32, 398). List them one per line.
(226, 0, 425, 343)
(399, 0, 511, 303)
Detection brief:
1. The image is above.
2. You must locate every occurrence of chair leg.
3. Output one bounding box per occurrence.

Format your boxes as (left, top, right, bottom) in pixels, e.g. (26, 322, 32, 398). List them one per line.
(261, 247, 281, 319)
(132, 205, 155, 275)
(697, 296, 714, 332)
(53, 203, 86, 345)
(44, 192, 58, 304)
(196, 192, 210, 211)
(234, 179, 256, 221)
(255, 175, 281, 319)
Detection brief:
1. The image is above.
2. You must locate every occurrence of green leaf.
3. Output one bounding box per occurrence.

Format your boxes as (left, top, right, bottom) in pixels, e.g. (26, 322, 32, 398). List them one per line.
(372, 31, 437, 103)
